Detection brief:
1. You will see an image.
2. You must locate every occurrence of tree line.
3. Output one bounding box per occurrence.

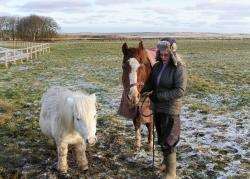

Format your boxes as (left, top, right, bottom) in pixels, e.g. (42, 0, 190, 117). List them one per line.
(0, 15, 59, 41)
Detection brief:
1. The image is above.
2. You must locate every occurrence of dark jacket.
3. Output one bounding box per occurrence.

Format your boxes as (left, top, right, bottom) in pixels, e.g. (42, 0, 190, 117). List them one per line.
(141, 56, 187, 115)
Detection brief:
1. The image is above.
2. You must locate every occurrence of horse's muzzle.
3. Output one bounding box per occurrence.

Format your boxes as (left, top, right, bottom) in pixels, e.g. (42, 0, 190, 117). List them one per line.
(128, 88, 140, 107)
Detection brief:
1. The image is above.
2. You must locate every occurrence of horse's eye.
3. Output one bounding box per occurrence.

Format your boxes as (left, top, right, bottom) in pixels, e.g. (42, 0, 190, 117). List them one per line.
(77, 118, 80, 121)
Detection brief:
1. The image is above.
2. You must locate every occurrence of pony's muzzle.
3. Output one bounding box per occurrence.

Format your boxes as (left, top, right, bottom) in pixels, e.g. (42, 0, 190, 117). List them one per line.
(87, 137, 97, 146)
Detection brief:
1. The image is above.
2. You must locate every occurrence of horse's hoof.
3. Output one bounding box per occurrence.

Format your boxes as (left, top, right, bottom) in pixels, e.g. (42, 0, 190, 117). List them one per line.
(146, 141, 153, 152)
(134, 145, 140, 151)
(147, 146, 153, 152)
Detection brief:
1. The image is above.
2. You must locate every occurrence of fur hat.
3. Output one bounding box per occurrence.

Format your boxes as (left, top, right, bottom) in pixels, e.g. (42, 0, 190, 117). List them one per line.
(156, 38, 184, 66)
(157, 38, 177, 53)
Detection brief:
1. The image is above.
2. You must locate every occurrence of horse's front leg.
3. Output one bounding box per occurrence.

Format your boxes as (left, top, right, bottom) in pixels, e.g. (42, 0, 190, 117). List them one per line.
(74, 141, 88, 171)
(146, 122, 153, 151)
(133, 117, 141, 151)
(57, 142, 68, 173)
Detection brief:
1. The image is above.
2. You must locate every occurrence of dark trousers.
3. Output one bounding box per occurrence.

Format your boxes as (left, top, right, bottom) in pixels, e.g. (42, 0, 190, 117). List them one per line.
(154, 112, 180, 155)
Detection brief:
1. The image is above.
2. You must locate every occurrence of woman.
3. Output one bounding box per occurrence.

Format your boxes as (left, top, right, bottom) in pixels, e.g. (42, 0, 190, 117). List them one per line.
(142, 38, 187, 178)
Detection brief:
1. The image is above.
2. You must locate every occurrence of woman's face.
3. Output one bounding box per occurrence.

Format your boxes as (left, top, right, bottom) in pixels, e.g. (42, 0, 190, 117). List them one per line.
(160, 50, 170, 62)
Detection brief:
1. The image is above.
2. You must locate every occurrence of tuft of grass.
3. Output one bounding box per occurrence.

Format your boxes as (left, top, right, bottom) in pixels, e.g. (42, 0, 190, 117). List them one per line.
(187, 74, 220, 96)
(0, 100, 13, 125)
(189, 102, 212, 114)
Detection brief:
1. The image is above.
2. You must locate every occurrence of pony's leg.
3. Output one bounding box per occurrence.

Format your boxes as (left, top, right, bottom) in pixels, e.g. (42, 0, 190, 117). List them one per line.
(74, 141, 88, 171)
(133, 118, 141, 151)
(57, 142, 68, 173)
(146, 122, 153, 151)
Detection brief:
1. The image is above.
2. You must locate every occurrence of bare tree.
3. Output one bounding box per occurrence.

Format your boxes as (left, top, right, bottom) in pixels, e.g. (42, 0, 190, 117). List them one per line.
(0, 17, 4, 40)
(0, 16, 19, 40)
(15, 15, 59, 41)
(8, 16, 19, 41)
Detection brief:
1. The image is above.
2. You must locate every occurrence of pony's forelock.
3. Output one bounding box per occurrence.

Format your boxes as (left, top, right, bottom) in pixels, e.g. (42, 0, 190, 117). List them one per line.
(72, 93, 96, 120)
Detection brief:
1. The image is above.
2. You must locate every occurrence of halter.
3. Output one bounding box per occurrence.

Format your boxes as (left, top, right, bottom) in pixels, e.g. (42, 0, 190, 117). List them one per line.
(129, 81, 145, 88)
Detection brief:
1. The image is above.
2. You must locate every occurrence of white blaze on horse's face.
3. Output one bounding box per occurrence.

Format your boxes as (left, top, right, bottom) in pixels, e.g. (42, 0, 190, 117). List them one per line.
(128, 58, 140, 106)
(69, 94, 97, 146)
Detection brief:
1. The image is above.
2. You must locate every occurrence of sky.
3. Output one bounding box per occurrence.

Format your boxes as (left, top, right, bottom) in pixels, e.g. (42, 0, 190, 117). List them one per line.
(0, 0, 250, 33)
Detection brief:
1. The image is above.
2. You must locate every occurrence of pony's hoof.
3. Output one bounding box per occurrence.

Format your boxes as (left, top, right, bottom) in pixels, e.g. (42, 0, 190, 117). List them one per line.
(58, 168, 68, 174)
(80, 164, 89, 171)
(58, 164, 68, 173)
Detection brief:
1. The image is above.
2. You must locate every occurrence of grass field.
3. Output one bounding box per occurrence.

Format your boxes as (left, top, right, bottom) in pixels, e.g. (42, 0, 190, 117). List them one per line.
(0, 39, 249, 178)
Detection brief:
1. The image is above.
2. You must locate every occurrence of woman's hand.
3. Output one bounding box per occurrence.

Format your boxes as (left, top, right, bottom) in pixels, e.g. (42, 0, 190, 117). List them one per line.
(141, 91, 153, 98)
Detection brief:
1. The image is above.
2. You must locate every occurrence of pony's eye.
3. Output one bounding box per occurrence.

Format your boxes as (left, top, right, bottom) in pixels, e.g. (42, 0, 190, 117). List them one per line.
(77, 118, 80, 121)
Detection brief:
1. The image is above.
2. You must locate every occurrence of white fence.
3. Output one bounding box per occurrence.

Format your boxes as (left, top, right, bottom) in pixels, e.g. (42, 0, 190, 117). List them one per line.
(0, 42, 50, 68)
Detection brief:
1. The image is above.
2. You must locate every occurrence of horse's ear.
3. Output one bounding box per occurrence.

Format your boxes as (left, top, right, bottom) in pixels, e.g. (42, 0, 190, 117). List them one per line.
(122, 43, 128, 55)
(139, 41, 144, 50)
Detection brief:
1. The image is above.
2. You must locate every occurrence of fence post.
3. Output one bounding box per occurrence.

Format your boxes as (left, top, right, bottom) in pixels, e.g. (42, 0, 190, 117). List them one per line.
(26, 48, 29, 60)
(35, 47, 38, 59)
(43, 44, 45, 54)
(13, 49, 17, 64)
(30, 48, 33, 59)
(5, 51, 8, 68)
(40, 44, 42, 54)
(20, 49, 23, 64)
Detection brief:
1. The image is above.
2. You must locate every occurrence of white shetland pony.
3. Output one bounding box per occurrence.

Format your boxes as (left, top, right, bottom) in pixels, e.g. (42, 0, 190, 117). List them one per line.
(39, 86, 97, 173)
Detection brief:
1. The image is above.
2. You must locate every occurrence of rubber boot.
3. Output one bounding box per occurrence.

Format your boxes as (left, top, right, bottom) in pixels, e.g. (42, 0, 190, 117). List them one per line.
(162, 152, 176, 179)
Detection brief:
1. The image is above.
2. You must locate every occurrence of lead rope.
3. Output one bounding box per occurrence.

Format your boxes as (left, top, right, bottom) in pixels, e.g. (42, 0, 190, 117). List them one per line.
(153, 115, 155, 169)
(138, 92, 153, 117)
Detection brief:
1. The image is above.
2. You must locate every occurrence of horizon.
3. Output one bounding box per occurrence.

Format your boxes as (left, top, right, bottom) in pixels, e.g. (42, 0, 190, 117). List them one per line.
(1, 0, 250, 34)
(61, 31, 250, 35)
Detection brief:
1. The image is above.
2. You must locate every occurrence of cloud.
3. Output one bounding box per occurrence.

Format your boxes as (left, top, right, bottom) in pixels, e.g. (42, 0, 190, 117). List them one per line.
(18, 0, 91, 13)
(0, 12, 11, 16)
(95, 0, 144, 6)
(181, 0, 250, 32)
(1, 0, 250, 33)
(189, 0, 250, 12)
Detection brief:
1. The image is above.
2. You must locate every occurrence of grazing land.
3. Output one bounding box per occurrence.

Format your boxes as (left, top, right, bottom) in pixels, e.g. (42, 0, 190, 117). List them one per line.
(0, 39, 249, 178)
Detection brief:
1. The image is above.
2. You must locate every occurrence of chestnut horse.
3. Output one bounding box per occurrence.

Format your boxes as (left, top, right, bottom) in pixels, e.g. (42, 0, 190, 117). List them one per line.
(118, 41, 153, 151)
